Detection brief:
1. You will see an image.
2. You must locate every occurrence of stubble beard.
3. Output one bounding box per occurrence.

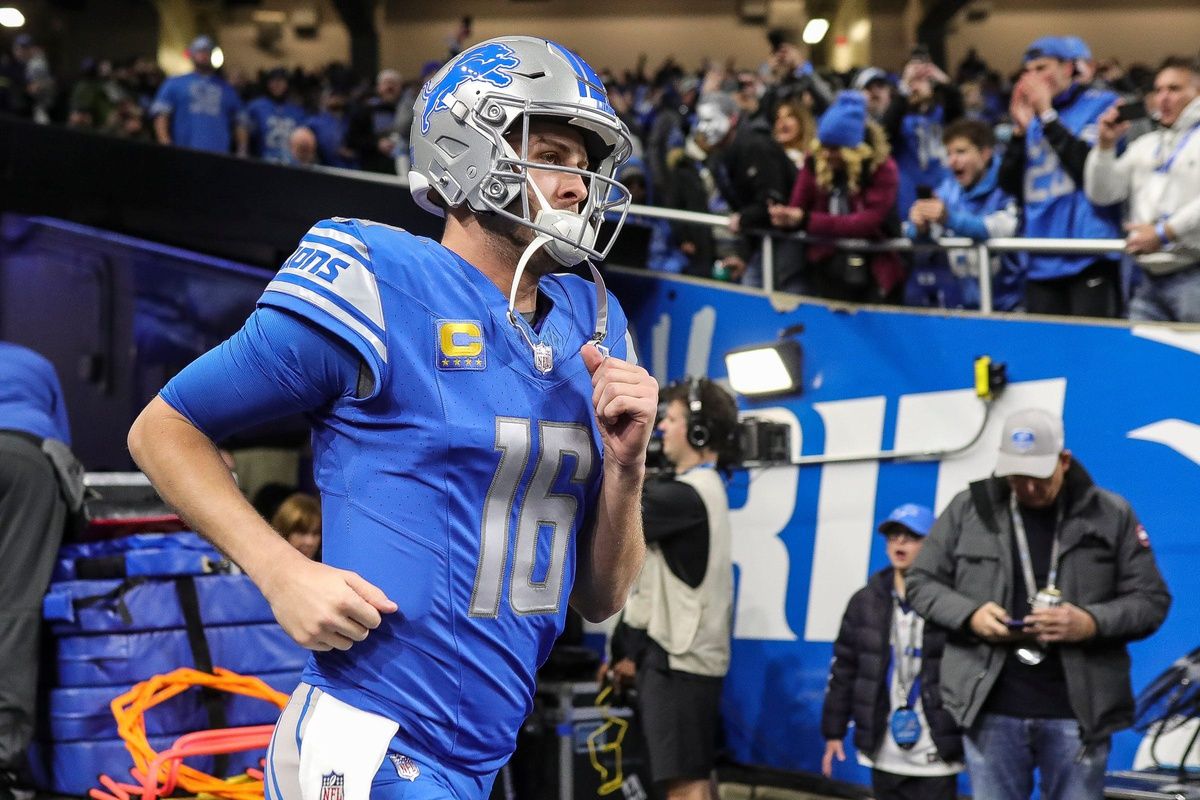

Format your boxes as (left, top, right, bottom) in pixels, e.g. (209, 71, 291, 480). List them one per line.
(475, 201, 561, 279)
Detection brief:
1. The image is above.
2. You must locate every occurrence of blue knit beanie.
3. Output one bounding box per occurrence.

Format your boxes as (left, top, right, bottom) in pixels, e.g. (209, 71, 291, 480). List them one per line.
(818, 91, 867, 148)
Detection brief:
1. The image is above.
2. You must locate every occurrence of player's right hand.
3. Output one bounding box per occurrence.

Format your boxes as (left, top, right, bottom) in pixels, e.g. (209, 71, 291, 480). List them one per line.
(261, 555, 398, 651)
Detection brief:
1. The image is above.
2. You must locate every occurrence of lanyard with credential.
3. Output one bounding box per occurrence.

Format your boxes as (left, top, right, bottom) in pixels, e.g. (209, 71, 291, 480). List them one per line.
(1009, 491, 1064, 603)
(891, 599, 923, 709)
(1155, 121, 1200, 175)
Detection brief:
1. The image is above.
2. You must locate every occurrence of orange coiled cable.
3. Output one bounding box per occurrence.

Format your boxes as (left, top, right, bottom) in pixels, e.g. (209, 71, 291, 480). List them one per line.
(88, 667, 290, 800)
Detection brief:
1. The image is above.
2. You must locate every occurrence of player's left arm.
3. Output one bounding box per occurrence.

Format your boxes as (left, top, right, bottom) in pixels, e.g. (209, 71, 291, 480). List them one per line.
(572, 341, 658, 622)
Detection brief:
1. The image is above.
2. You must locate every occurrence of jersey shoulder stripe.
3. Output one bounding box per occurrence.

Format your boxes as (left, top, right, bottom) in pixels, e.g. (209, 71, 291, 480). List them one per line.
(259, 218, 389, 392)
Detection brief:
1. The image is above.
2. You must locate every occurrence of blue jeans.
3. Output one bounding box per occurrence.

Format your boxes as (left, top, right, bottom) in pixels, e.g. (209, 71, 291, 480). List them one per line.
(963, 714, 1109, 800)
(1128, 266, 1200, 323)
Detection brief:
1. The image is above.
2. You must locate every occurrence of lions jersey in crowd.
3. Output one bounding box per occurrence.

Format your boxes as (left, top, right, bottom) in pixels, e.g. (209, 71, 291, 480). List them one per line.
(151, 72, 242, 154)
(1021, 84, 1122, 280)
(160, 218, 631, 775)
(894, 105, 950, 218)
(241, 96, 307, 162)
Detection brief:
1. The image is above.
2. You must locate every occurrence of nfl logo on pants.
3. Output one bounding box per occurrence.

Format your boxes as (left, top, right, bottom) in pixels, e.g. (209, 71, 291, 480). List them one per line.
(321, 772, 345, 800)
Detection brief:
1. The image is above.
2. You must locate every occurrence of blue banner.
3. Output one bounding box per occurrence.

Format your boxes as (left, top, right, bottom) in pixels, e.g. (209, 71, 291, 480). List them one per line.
(608, 269, 1200, 784)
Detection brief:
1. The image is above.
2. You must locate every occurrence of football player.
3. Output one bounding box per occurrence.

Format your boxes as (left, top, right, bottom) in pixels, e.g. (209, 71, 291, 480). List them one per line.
(129, 35, 656, 800)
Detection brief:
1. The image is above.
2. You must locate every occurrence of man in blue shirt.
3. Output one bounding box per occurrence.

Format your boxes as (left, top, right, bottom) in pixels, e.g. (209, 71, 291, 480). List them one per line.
(303, 85, 357, 169)
(882, 51, 963, 219)
(905, 119, 1025, 310)
(240, 68, 307, 163)
(151, 35, 243, 154)
(128, 36, 655, 800)
(0, 342, 75, 799)
(999, 36, 1123, 317)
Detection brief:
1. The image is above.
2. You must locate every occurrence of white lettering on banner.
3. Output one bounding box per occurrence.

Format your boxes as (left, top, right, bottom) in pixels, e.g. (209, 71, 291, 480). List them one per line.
(686, 306, 716, 379)
(1128, 419, 1200, 468)
(1131, 326, 1200, 357)
(803, 397, 887, 642)
(730, 407, 803, 641)
(651, 313, 670, 383)
(893, 379, 1067, 513)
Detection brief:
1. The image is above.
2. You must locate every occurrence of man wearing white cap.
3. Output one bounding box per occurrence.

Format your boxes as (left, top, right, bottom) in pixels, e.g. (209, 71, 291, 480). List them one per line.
(907, 408, 1170, 800)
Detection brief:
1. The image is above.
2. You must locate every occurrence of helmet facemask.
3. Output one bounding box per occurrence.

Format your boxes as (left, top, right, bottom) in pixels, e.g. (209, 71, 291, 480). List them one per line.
(471, 94, 632, 267)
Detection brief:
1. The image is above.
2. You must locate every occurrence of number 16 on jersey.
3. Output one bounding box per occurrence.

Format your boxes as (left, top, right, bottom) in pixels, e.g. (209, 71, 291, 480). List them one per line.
(468, 417, 595, 618)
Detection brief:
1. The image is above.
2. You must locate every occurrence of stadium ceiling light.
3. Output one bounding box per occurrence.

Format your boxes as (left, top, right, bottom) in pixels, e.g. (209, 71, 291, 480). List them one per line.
(211, 46, 225, 69)
(0, 7, 26, 27)
(723, 325, 805, 398)
(802, 18, 829, 45)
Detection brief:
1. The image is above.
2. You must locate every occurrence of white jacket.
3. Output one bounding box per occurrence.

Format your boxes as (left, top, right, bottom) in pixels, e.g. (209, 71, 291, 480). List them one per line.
(1084, 96, 1200, 274)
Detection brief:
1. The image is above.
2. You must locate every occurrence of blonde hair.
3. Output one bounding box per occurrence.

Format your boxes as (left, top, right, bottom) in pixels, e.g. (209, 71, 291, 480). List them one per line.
(270, 493, 321, 538)
(811, 119, 891, 195)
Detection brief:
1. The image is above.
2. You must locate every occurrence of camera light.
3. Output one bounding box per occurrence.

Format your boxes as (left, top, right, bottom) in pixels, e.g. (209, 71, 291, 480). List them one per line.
(724, 338, 803, 398)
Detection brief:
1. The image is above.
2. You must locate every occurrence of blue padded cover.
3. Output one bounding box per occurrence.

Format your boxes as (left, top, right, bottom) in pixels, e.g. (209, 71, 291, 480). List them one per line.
(48, 671, 301, 742)
(30, 736, 267, 796)
(52, 533, 224, 581)
(56, 624, 308, 687)
(44, 574, 275, 634)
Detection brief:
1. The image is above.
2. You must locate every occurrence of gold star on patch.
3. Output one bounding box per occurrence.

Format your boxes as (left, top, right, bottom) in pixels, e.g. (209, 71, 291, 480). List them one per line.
(475, 358, 483, 366)
(453, 359, 461, 366)
(441, 359, 450, 366)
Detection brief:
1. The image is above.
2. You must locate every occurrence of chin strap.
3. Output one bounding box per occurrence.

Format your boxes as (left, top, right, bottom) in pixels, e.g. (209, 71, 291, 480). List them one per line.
(504, 183, 611, 374)
(506, 234, 611, 373)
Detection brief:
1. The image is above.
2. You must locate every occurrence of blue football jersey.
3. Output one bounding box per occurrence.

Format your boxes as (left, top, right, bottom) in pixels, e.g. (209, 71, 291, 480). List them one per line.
(1022, 86, 1122, 279)
(241, 97, 307, 162)
(894, 105, 950, 218)
(257, 218, 631, 774)
(150, 72, 242, 154)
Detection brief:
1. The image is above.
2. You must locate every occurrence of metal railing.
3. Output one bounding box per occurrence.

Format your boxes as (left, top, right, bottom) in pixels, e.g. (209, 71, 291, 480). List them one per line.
(621, 202, 1128, 314)
(362, 170, 1126, 316)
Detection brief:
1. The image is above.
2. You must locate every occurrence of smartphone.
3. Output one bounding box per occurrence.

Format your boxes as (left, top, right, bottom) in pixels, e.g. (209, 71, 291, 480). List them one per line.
(1006, 619, 1030, 630)
(1115, 103, 1149, 123)
(916, 185, 934, 200)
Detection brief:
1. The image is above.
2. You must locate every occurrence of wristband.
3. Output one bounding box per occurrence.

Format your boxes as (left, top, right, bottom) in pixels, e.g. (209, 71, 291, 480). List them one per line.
(1155, 221, 1171, 247)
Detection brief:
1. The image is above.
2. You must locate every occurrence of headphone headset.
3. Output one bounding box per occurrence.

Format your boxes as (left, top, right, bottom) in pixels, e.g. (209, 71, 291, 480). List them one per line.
(686, 378, 711, 450)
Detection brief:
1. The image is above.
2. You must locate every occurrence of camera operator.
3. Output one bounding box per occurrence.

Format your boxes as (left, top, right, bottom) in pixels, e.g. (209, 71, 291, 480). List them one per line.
(602, 379, 739, 800)
(1084, 57, 1200, 322)
(907, 409, 1171, 800)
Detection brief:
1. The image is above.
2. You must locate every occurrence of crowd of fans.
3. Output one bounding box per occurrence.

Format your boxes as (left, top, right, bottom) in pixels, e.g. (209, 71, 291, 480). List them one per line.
(2, 27, 1198, 321)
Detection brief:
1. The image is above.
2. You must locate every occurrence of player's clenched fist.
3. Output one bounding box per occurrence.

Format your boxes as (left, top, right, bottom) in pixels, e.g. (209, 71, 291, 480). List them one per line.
(580, 343, 658, 469)
(260, 555, 398, 652)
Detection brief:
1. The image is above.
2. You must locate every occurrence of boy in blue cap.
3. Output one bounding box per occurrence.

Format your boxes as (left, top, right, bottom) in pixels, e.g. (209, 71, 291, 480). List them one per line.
(820, 503, 963, 800)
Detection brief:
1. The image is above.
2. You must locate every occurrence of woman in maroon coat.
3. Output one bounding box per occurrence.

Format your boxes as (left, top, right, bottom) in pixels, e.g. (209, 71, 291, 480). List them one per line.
(769, 91, 905, 302)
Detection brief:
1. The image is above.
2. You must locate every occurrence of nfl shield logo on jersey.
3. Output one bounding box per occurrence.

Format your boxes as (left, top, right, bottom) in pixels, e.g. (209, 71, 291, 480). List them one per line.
(389, 752, 421, 781)
(320, 771, 345, 800)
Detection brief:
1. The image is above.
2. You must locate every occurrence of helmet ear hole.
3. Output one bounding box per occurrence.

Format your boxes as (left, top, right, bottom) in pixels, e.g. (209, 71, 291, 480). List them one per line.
(434, 136, 469, 159)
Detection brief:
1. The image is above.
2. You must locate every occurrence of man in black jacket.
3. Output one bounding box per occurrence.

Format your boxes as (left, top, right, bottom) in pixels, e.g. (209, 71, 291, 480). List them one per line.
(822, 503, 963, 800)
(907, 408, 1171, 800)
(694, 92, 796, 288)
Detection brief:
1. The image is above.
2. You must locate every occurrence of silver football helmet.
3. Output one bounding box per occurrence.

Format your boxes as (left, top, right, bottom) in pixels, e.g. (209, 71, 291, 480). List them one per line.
(409, 36, 633, 267)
